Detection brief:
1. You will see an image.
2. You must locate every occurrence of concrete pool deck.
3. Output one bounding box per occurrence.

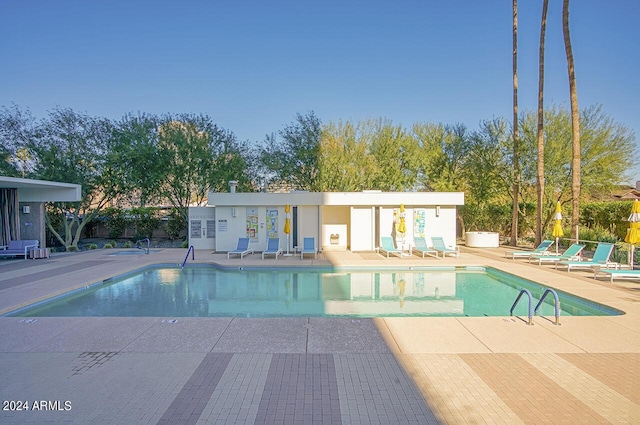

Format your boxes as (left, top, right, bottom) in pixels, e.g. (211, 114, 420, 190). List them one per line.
(0, 246, 639, 424)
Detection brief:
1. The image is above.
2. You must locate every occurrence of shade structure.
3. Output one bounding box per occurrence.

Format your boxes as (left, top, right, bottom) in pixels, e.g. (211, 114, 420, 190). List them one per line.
(284, 204, 291, 255)
(551, 202, 564, 253)
(625, 200, 640, 268)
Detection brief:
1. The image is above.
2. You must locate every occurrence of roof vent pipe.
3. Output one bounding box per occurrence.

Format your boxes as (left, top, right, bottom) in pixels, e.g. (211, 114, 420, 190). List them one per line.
(229, 180, 238, 193)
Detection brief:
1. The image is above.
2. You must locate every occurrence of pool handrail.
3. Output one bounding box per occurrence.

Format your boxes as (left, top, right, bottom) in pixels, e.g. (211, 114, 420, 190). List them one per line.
(136, 238, 150, 254)
(510, 288, 534, 325)
(181, 245, 194, 269)
(534, 288, 561, 325)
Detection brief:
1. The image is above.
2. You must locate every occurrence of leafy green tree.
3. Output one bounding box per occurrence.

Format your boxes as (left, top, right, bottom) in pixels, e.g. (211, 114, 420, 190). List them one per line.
(260, 111, 322, 190)
(520, 105, 636, 230)
(0, 104, 37, 177)
(28, 107, 119, 249)
(107, 113, 163, 206)
(412, 123, 472, 192)
(369, 119, 421, 191)
(318, 120, 377, 191)
(156, 113, 252, 223)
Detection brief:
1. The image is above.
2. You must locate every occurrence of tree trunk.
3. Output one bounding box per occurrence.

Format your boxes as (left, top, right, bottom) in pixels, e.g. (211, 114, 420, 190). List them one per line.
(536, 0, 549, 246)
(563, 0, 581, 241)
(510, 0, 520, 246)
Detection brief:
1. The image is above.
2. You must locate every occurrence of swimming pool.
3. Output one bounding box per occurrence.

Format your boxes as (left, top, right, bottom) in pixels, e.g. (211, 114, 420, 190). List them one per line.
(7, 266, 622, 318)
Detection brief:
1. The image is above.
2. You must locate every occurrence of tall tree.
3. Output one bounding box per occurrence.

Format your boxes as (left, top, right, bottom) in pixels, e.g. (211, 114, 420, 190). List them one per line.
(260, 111, 322, 191)
(29, 108, 118, 249)
(510, 0, 520, 246)
(563, 0, 581, 240)
(535, 0, 550, 245)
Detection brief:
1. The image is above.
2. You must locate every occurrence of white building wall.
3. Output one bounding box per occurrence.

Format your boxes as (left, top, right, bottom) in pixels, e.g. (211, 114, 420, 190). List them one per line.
(298, 205, 319, 250)
(350, 207, 373, 251)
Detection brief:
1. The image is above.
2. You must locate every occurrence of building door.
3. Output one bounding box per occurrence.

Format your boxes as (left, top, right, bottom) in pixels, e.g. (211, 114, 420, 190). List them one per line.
(188, 207, 216, 250)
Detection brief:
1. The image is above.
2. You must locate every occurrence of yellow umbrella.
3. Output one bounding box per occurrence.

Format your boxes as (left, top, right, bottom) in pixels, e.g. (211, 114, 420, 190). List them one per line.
(397, 204, 406, 235)
(284, 204, 291, 255)
(551, 202, 564, 253)
(625, 200, 640, 268)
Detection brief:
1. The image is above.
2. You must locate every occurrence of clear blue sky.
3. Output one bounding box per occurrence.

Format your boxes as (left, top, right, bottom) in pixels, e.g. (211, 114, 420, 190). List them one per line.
(2, 0, 638, 182)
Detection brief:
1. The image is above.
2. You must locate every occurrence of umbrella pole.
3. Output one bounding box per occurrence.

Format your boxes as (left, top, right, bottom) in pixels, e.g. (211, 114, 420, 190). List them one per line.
(555, 237, 559, 254)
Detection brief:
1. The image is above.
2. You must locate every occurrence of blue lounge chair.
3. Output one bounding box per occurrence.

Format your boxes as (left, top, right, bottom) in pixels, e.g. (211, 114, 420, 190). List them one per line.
(431, 237, 459, 258)
(413, 237, 438, 258)
(594, 269, 640, 283)
(379, 236, 403, 258)
(505, 240, 554, 259)
(300, 237, 316, 259)
(227, 237, 253, 259)
(556, 243, 618, 272)
(528, 243, 584, 265)
(262, 238, 282, 259)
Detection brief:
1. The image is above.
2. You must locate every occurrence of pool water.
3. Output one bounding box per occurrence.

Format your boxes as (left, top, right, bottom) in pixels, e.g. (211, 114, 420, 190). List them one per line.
(7, 266, 622, 318)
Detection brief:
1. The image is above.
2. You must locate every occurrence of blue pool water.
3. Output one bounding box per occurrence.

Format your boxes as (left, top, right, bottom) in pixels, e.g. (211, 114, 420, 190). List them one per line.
(7, 266, 622, 318)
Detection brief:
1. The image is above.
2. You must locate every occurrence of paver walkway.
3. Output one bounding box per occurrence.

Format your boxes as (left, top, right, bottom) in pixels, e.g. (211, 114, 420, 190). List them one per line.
(1, 247, 639, 424)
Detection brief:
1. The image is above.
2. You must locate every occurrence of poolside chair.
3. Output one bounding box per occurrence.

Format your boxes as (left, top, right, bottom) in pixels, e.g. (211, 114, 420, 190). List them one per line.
(556, 242, 618, 272)
(262, 237, 282, 260)
(227, 237, 254, 259)
(300, 237, 316, 259)
(504, 239, 554, 259)
(0, 239, 39, 259)
(430, 236, 460, 258)
(528, 243, 584, 265)
(593, 269, 640, 283)
(413, 237, 438, 258)
(379, 236, 403, 259)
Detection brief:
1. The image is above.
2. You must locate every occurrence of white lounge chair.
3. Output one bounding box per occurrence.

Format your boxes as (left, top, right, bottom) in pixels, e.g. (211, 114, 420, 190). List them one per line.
(300, 237, 316, 259)
(379, 236, 403, 259)
(227, 237, 254, 259)
(413, 237, 438, 258)
(528, 243, 585, 265)
(594, 269, 640, 283)
(556, 243, 618, 272)
(505, 240, 554, 259)
(262, 238, 282, 259)
(431, 237, 459, 258)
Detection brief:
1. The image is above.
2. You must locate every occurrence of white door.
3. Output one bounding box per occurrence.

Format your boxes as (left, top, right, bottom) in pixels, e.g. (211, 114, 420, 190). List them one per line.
(188, 207, 216, 250)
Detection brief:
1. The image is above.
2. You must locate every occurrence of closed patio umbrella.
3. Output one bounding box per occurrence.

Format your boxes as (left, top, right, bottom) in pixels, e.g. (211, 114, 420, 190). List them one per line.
(551, 202, 564, 254)
(397, 204, 406, 237)
(625, 199, 640, 268)
(284, 204, 291, 255)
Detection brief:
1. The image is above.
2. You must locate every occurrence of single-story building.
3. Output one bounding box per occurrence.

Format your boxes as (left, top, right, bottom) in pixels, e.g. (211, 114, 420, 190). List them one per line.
(189, 189, 464, 253)
(0, 176, 82, 247)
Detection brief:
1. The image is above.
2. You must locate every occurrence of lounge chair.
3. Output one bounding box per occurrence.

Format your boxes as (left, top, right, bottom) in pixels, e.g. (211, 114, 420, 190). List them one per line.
(556, 242, 618, 272)
(0, 239, 39, 259)
(227, 237, 253, 259)
(431, 236, 460, 258)
(379, 236, 403, 258)
(413, 237, 438, 258)
(528, 243, 585, 265)
(262, 238, 282, 259)
(300, 237, 316, 259)
(505, 240, 554, 259)
(594, 269, 640, 283)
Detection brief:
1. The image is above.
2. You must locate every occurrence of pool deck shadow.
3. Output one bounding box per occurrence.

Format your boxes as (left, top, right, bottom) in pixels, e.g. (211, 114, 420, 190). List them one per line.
(1, 247, 639, 424)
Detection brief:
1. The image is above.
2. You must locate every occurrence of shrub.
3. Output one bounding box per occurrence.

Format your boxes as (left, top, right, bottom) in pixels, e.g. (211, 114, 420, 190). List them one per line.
(88, 243, 98, 250)
(181, 240, 190, 248)
(66, 246, 79, 252)
(123, 241, 133, 248)
(103, 242, 114, 249)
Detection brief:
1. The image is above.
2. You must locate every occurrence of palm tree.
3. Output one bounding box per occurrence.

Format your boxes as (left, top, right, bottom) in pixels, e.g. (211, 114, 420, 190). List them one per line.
(535, 0, 549, 246)
(563, 0, 581, 241)
(510, 0, 520, 246)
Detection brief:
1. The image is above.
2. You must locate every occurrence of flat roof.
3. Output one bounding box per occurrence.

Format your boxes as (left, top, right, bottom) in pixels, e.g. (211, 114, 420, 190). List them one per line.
(0, 176, 82, 202)
(207, 191, 464, 207)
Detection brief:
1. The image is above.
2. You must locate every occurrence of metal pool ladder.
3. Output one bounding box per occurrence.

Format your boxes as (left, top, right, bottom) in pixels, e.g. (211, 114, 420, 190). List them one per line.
(534, 288, 561, 325)
(510, 289, 534, 325)
(181, 245, 194, 269)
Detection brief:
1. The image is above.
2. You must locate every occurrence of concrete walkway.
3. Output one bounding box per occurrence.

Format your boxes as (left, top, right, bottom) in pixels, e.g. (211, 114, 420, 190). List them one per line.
(0, 246, 638, 424)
